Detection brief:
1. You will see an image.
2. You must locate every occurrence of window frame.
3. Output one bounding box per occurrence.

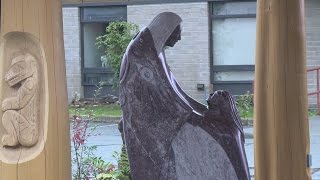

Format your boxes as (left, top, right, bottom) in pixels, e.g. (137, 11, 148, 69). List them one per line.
(209, 1, 257, 95)
(79, 6, 127, 98)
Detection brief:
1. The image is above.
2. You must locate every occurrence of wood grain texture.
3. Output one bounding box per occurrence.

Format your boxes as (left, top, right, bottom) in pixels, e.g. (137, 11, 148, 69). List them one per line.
(254, 0, 311, 179)
(0, 0, 71, 179)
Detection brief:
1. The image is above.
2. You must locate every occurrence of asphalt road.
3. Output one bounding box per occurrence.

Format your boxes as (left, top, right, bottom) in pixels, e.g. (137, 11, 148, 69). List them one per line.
(79, 118, 320, 179)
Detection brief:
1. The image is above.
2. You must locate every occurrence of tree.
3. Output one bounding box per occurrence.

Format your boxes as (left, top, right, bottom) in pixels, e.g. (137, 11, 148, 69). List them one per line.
(96, 22, 139, 88)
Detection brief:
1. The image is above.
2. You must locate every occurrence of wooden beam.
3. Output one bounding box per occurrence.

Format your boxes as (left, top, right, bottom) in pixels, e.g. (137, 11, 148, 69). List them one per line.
(0, 0, 71, 180)
(254, 0, 311, 179)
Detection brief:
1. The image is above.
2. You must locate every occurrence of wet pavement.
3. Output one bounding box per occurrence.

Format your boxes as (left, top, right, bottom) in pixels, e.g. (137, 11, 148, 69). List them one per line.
(308, 118, 320, 179)
(85, 123, 122, 164)
(80, 118, 320, 179)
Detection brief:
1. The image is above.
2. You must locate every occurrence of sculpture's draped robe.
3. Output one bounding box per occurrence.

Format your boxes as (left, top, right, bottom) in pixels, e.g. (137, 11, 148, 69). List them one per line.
(119, 28, 250, 180)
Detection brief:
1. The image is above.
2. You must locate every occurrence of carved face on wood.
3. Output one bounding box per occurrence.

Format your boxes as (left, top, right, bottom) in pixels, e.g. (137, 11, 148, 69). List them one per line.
(5, 53, 37, 87)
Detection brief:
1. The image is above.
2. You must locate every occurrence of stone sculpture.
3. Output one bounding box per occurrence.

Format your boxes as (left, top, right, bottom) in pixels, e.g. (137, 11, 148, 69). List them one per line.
(1, 53, 39, 147)
(119, 12, 250, 180)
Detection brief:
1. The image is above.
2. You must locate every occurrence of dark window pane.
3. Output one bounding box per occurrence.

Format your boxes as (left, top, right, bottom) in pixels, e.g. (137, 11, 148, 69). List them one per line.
(81, 6, 127, 22)
(212, 2, 256, 16)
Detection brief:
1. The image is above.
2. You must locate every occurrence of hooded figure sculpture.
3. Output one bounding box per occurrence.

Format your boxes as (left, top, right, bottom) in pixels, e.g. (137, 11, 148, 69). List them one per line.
(119, 12, 250, 180)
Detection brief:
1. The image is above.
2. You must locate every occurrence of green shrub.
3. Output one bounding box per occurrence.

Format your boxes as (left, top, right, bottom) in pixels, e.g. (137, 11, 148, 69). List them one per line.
(92, 146, 131, 180)
(96, 22, 139, 88)
(117, 145, 131, 178)
(235, 91, 254, 119)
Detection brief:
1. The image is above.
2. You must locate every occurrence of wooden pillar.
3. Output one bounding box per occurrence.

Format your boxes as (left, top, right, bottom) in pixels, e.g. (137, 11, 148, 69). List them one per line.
(0, 0, 71, 180)
(254, 0, 311, 179)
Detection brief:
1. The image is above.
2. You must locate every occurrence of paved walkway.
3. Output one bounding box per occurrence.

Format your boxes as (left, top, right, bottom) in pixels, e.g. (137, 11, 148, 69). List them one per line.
(83, 117, 320, 179)
(310, 117, 320, 179)
(85, 123, 123, 164)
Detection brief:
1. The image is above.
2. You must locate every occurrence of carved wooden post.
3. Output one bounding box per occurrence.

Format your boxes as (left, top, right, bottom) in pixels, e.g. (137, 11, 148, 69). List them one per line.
(254, 0, 311, 179)
(0, 0, 71, 180)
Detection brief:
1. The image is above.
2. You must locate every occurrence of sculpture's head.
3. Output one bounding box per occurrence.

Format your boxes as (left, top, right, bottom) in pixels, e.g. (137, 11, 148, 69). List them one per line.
(5, 53, 37, 87)
(206, 90, 235, 113)
(165, 25, 181, 47)
(147, 12, 182, 55)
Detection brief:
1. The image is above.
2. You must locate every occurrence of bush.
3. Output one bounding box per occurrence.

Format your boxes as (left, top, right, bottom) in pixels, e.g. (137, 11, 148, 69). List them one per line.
(92, 147, 131, 180)
(71, 109, 98, 179)
(235, 91, 254, 120)
(70, 90, 130, 179)
(96, 22, 139, 88)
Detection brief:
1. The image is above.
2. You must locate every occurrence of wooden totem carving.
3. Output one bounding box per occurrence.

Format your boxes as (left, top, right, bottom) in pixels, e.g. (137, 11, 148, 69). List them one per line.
(0, 33, 46, 164)
(2, 52, 40, 148)
(0, 1, 71, 180)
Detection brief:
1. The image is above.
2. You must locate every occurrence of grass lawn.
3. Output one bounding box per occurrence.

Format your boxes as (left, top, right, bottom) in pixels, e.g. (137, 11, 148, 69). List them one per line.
(69, 104, 318, 119)
(239, 108, 318, 119)
(69, 104, 122, 118)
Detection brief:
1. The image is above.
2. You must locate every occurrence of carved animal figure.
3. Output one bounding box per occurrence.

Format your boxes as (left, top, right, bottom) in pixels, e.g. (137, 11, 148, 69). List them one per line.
(1, 53, 39, 147)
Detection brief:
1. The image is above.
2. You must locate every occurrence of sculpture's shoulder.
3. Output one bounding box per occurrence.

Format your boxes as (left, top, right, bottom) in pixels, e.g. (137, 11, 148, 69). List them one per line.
(120, 28, 156, 84)
(125, 28, 156, 58)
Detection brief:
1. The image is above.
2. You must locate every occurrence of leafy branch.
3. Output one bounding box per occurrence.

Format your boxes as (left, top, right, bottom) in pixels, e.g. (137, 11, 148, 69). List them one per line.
(96, 22, 139, 88)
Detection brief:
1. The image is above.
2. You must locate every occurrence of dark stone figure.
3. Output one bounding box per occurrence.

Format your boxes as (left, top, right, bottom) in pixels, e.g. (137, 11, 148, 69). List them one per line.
(119, 12, 250, 180)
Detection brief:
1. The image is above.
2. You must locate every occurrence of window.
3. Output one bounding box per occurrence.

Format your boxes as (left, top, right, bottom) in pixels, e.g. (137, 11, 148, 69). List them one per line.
(80, 6, 127, 98)
(83, 22, 109, 68)
(210, 1, 257, 95)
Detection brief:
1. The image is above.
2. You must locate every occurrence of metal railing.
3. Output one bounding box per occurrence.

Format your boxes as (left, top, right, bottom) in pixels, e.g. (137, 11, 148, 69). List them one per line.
(307, 67, 320, 112)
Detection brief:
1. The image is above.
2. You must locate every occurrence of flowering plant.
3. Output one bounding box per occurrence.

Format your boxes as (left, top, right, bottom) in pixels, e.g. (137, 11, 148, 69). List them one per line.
(72, 114, 98, 180)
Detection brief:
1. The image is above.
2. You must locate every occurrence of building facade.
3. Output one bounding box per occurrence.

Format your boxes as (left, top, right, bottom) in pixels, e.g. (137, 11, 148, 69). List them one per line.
(62, 0, 320, 107)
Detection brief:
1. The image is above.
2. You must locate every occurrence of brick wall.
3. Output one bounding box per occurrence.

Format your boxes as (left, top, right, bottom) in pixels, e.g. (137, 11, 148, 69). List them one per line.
(127, 2, 210, 103)
(63, 7, 82, 102)
(306, 0, 320, 108)
(61, 1, 319, 107)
